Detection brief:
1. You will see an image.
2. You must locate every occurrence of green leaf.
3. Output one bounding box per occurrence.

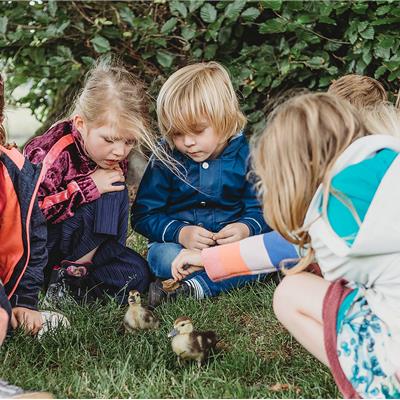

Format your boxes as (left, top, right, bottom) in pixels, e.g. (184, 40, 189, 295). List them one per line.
(161, 17, 177, 34)
(91, 35, 111, 53)
(57, 45, 72, 59)
(374, 65, 387, 78)
(374, 45, 390, 59)
(379, 36, 394, 49)
(156, 51, 174, 68)
(357, 21, 368, 33)
(308, 56, 325, 67)
(0, 16, 8, 35)
(356, 59, 366, 74)
(319, 16, 336, 24)
(119, 7, 135, 26)
(359, 26, 374, 40)
(241, 7, 260, 22)
(170, 1, 187, 18)
(324, 41, 342, 52)
(259, 18, 287, 34)
(81, 56, 95, 66)
(352, 2, 368, 14)
(200, 3, 217, 23)
(388, 69, 400, 81)
(224, 0, 246, 20)
(376, 5, 391, 16)
(47, 0, 57, 18)
(297, 15, 315, 24)
(371, 17, 400, 26)
(181, 26, 196, 41)
(204, 44, 217, 59)
(188, 0, 205, 13)
(362, 51, 372, 65)
(261, 0, 282, 11)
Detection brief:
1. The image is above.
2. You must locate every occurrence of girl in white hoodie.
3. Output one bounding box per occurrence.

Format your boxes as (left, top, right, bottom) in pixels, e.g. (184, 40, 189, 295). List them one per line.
(253, 93, 400, 398)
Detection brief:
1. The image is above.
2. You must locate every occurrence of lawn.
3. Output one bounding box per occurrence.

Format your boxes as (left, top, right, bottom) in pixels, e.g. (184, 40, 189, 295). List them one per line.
(0, 233, 339, 398)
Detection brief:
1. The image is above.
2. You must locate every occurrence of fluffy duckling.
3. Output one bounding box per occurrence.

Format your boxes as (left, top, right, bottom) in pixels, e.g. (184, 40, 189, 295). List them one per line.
(168, 316, 217, 367)
(123, 290, 160, 332)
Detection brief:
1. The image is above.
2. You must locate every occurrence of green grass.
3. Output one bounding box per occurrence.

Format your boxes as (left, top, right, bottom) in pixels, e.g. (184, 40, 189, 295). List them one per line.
(0, 233, 339, 398)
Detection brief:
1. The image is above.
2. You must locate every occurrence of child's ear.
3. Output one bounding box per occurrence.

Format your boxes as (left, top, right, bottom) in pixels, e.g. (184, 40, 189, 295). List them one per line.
(73, 114, 87, 137)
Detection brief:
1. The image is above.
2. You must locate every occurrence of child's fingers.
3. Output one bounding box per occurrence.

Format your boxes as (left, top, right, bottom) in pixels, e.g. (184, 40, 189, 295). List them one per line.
(10, 312, 18, 330)
(216, 234, 237, 245)
(197, 235, 215, 246)
(213, 227, 231, 240)
(198, 228, 214, 239)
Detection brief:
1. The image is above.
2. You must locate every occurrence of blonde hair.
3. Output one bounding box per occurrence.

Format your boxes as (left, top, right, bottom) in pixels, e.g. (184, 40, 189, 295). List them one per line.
(253, 93, 368, 274)
(67, 57, 176, 169)
(328, 74, 387, 109)
(157, 62, 246, 146)
(70, 58, 151, 147)
(361, 103, 400, 138)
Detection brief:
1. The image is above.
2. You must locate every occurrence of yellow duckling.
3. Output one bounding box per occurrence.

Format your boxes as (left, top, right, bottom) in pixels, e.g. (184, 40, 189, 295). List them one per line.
(123, 290, 160, 332)
(168, 316, 217, 367)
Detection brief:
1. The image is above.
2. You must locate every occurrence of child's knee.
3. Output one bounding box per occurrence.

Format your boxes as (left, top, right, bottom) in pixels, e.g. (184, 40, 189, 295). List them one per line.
(273, 274, 301, 320)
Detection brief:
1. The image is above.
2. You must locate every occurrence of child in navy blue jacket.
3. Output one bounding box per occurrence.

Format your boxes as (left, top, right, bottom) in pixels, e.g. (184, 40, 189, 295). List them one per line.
(131, 62, 270, 307)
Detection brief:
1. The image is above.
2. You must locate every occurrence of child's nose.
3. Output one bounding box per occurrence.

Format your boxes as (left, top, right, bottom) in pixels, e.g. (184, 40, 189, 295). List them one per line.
(183, 135, 195, 147)
(112, 142, 126, 157)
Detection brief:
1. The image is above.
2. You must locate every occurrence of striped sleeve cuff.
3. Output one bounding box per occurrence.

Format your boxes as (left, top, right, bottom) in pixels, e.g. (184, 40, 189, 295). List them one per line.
(202, 231, 298, 282)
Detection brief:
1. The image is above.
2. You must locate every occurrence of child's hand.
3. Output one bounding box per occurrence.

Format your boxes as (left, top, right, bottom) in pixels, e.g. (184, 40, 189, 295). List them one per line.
(178, 225, 216, 250)
(11, 307, 43, 336)
(90, 168, 125, 194)
(213, 222, 250, 245)
(171, 249, 204, 281)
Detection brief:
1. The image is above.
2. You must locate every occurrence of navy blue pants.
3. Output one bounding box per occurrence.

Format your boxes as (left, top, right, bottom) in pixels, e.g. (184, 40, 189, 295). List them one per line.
(46, 188, 150, 304)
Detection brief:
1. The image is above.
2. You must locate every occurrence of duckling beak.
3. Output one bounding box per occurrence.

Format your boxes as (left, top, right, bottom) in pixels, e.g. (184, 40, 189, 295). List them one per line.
(168, 328, 178, 338)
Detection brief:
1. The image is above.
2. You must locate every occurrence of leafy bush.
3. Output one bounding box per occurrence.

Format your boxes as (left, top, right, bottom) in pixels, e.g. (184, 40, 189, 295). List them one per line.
(1, 0, 399, 134)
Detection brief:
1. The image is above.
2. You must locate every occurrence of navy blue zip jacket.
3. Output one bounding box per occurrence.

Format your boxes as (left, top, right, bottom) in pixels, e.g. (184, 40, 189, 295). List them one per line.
(0, 147, 47, 310)
(131, 132, 270, 243)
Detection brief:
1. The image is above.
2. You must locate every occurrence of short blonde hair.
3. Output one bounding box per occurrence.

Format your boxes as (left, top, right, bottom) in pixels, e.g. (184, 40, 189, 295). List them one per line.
(328, 74, 387, 109)
(253, 93, 368, 274)
(157, 62, 246, 145)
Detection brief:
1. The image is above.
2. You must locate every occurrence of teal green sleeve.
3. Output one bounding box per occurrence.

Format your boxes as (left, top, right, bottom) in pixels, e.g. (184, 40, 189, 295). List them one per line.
(326, 149, 398, 246)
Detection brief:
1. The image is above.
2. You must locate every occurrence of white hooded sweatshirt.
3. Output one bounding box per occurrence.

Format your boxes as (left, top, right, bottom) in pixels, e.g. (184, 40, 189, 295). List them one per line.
(304, 134, 400, 374)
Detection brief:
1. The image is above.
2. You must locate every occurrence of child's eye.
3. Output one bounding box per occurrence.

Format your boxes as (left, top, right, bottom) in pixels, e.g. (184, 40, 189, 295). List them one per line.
(125, 139, 136, 146)
(104, 137, 114, 144)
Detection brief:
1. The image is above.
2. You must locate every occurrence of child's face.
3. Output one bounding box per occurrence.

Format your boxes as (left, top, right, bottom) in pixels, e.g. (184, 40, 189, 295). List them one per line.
(74, 116, 135, 169)
(172, 121, 226, 162)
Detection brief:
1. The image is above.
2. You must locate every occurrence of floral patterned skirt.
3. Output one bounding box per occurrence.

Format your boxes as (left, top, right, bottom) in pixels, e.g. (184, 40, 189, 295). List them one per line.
(337, 290, 400, 398)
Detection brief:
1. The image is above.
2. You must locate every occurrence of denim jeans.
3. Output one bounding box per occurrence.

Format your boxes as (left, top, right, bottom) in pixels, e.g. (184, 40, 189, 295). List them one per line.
(147, 242, 269, 298)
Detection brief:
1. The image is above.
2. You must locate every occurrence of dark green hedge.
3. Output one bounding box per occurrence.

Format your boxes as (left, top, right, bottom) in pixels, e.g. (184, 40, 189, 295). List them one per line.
(1, 0, 399, 134)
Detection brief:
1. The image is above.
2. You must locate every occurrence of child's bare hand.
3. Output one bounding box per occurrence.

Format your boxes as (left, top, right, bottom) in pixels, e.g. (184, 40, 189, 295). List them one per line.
(11, 307, 43, 336)
(178, 225, 215, 250)
(213, 222, 250, 245)
(171, 249, 204, 281)
(90, 168, 125, 194)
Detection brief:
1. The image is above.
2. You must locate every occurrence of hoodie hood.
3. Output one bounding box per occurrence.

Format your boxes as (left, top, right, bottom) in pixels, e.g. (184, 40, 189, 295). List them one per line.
(304, 134, 400, 258)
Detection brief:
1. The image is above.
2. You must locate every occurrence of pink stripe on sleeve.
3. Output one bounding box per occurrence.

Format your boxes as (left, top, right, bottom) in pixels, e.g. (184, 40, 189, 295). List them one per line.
(202, 241, 251, 282)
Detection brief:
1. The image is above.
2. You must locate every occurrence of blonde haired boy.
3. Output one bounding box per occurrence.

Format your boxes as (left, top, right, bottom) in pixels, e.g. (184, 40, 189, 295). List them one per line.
(132, 62, 271, 307)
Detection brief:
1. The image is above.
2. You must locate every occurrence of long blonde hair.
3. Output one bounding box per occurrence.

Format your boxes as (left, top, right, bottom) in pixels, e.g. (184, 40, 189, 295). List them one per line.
(253, 93, 368, 273)
(157, 61, 246, 146)
(68, 57, 174, 167)
(360, 102, 400, 138)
